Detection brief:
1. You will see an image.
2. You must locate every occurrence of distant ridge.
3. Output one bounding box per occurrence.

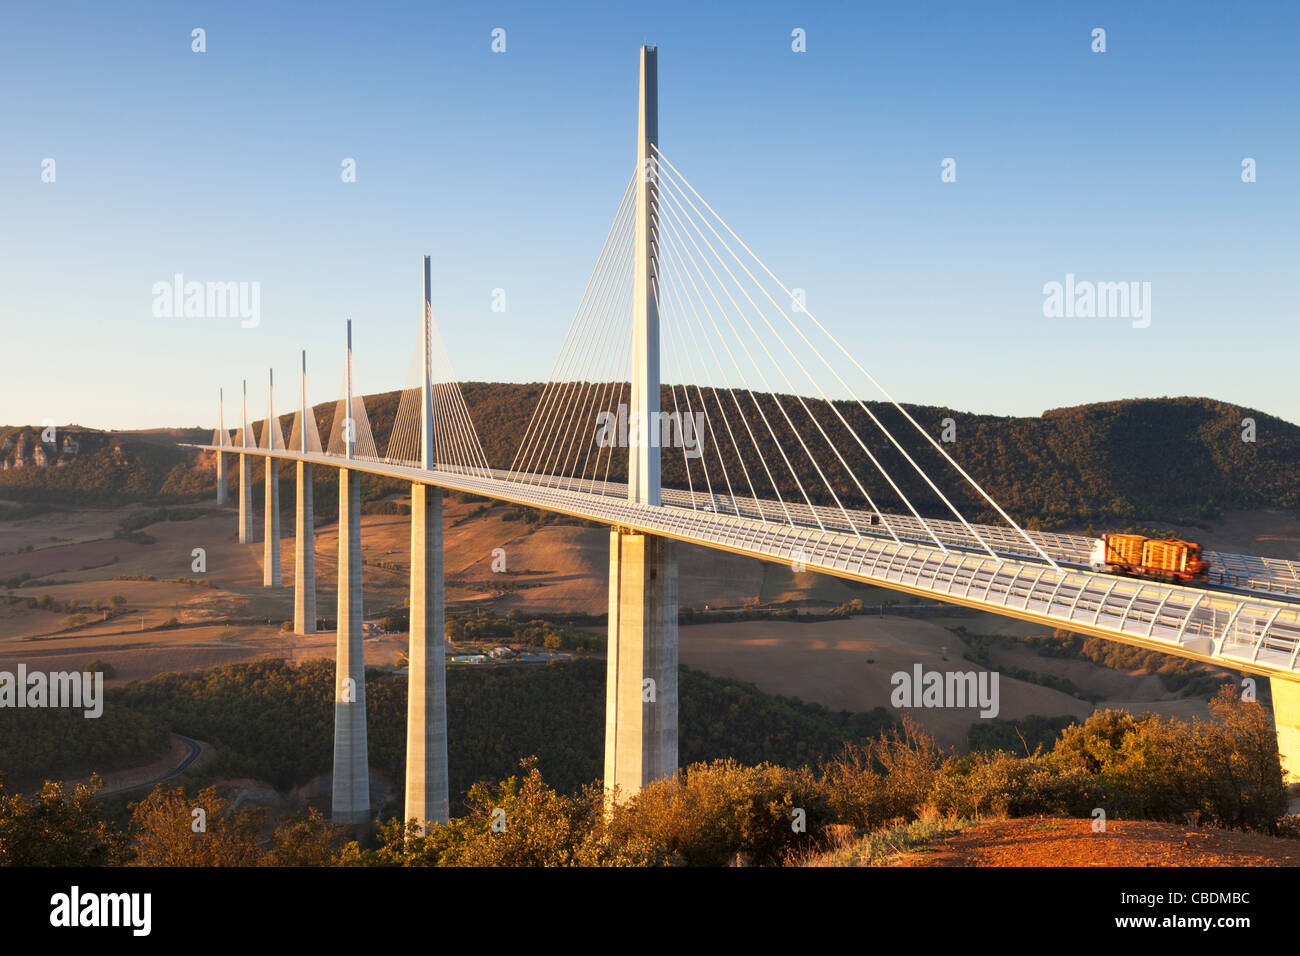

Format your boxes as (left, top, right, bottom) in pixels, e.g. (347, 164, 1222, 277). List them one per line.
(1, 390, 1296, 530)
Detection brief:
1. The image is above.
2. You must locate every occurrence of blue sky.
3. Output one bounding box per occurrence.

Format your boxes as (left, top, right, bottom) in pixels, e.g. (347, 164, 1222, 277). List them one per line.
(1, 0, 1296, 430)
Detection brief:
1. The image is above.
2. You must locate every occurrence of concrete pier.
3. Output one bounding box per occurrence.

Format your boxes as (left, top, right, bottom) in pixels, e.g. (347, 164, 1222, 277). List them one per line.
(604, 529, 678, 802)
(237, 382, 255, 543)
(263, 457, 281, 586)
(216, 452, 228, 505)
(332, 467, 369, 823)
(216, 388, 229, 506)
(238, 454, 254, 543)
(1273, 677, 1300, 784)
(294, 462, 316, 634)
(405, 484, 449, 829)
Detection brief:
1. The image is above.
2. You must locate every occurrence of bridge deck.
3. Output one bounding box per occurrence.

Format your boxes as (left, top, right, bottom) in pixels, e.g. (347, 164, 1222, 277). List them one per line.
(196, 444, 1300, 681)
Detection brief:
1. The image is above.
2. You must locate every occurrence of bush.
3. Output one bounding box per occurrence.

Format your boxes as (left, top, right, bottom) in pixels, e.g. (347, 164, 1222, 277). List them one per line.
(820, 719, 944, 831)
(86, 659, 117, 679)
(353, 758, 606, 867)
(0, 779, 123, 865)
(604, 759, 831, 866)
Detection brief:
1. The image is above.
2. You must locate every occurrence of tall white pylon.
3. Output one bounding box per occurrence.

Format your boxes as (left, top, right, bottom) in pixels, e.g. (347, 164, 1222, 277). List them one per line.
(333, 318, 369, 823)
(630, 44, 661, 508)
(405, 255, 450, 831)
(216, 388, 228, 506)
(295, 350, 317, 635)
(345, 319, 355, 461)
(421, 259, 434, 473)
(238, 379, 255, 544)
(263, 368, 282, 587)
(605, 45, 679, 807)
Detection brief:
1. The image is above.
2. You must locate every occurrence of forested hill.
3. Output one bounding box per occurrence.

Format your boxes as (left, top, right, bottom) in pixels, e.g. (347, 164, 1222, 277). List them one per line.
(1, 390, 1296, 530)
(461, 388, 1300, 529)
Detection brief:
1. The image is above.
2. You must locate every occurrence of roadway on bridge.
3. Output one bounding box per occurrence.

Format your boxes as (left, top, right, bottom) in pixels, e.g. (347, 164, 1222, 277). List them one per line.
(194, 443, 1300, 680)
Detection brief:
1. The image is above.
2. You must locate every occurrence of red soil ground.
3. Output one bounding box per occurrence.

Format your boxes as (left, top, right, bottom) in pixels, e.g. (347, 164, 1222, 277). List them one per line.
(900, 816, 1300, 866)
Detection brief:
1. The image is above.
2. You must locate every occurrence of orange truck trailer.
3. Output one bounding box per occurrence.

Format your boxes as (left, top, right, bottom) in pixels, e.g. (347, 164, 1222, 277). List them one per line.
(1089, 533, 1210, 584)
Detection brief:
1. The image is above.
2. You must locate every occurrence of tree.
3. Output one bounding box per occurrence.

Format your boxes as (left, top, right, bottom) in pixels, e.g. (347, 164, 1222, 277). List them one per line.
(266, 808, 347, 866)
(127, 784, 265, 866)
(0, 776, 123, 865)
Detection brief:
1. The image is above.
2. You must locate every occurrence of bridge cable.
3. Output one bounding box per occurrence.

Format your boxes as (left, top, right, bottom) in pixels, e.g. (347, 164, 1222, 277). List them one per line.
(528, 181, 635, 488)
(655, 206, 776, 524)
(657, 217, 754, 521)
(657, 159, 966, 555)
(653, 147, 1058, 570)
(658, 185, 875, 540)
(541, 195, 636, 491)
(656, 200, 818, 529)
(510, 169, 637, 481)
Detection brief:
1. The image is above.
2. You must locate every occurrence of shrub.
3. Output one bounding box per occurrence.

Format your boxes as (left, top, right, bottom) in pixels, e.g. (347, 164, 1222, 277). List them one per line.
(86, 659, 117, 679)
(820, 719, 944, 830)
(604, 759, 831, 866)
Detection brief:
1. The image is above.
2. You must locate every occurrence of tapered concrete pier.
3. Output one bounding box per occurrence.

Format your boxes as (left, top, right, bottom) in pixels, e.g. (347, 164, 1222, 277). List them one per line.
(332, 468, 368, 821)
(404, 255, 450, 830)
(216, 452, 228, 506)
(238, 455, 253, 542)
(294, 352, 316, 635)
(263, 459, 280, 585)
(405, 484, 448, 828)
(294, 462, 315, 632)
(215, 388, 229, 506)
(332, 321, 369, 824)
(605, 529, 678, 800)
(262, 370, 282, 587)
(603, 46, 678, 804)
(237, 380, 255, 544)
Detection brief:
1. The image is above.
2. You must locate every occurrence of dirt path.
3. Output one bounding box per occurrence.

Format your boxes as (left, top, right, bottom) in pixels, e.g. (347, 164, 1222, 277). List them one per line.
(896, 816, 1300, 866)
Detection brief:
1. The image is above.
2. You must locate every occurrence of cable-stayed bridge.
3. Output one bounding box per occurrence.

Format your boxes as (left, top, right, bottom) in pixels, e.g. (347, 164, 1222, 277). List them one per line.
(192, 47, 1300, 825)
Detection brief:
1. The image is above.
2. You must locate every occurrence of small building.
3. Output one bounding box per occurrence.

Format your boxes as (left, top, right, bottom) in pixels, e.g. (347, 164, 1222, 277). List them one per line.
(451, 654, 488, 664)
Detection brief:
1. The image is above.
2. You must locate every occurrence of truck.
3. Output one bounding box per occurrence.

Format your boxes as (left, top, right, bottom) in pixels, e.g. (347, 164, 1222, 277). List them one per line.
(1089, 533, 1210, 585)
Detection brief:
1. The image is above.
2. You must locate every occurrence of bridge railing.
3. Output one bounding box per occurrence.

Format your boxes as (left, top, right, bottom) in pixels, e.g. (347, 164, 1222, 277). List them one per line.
(197, 444, 1300, 675)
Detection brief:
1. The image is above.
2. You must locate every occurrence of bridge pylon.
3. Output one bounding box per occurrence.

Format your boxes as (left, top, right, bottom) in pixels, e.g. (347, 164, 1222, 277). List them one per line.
(604, 45, 679, 805)
(404, 255, 450, 831)
(332, 319, 370, 823)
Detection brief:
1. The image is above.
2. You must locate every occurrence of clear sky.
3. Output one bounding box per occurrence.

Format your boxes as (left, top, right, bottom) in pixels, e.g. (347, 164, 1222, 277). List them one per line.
(1, 0, 1296, 430)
